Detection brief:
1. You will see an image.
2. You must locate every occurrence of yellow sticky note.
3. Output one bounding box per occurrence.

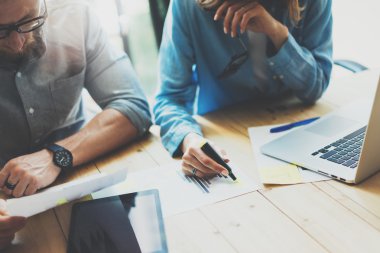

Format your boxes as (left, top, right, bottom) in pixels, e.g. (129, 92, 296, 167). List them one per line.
(56, 198, 68, 206)
(259, 164, 303, 185)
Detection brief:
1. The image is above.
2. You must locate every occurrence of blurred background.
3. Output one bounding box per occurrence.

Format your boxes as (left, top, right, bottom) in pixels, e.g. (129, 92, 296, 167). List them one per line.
(90, 0, 380, 99)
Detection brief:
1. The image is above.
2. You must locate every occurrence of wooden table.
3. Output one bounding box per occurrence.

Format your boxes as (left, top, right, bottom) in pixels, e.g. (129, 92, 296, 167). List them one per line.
(7, 70, 380, 253)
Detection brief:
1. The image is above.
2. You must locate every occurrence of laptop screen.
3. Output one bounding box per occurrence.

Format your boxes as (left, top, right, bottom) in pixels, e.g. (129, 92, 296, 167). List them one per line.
(67, 189, 168, 253)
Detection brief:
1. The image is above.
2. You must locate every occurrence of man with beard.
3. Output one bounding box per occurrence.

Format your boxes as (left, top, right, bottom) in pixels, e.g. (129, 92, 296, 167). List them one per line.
(0, 0, 152, 248)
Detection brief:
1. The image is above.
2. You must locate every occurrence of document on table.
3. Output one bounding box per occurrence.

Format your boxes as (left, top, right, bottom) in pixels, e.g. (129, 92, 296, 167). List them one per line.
(93, 161, 260, 217)
(248, 125, 329, 185)
(6, 168, 127, 217)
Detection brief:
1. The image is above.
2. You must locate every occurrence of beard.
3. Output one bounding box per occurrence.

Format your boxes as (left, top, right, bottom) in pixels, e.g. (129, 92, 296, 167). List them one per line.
(0, 28, 46, 69)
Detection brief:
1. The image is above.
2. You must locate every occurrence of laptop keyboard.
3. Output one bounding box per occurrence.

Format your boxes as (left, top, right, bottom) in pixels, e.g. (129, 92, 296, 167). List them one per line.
(311, 126, 366, 169)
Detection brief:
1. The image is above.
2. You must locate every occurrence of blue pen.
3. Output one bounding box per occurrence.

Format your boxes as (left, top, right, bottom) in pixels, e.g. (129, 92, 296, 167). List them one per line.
(269, 117, 320, 133)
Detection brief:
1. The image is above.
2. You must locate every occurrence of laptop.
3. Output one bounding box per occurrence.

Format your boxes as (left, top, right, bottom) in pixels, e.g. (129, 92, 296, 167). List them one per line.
(261, 76, 380, 184)
(67, 189, 168, 253)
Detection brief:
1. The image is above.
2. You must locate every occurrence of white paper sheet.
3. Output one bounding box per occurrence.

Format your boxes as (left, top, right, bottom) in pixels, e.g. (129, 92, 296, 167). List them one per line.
(6, 168, 127, 217)
(93, 161, 260, 217)
(248, 125, 330, 184)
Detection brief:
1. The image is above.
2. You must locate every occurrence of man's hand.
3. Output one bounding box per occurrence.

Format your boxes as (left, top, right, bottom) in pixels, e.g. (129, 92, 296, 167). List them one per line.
(214, 0, 289, 49)
(0, 150, 61, 197)
(181, 133, 230, 178)
(0, 199, 26, 250)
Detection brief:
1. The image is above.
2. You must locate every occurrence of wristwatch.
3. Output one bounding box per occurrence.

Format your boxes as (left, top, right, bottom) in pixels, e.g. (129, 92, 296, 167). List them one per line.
(45, 144, 73, 172)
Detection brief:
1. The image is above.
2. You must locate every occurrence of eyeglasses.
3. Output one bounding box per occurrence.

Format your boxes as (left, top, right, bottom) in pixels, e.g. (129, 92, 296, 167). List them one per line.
(0, 0, 47, 39)
(217, 37, 249, 79)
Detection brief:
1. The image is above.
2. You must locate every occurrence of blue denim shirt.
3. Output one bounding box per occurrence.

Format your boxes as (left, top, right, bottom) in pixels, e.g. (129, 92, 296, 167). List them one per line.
(154, 0, 333, 156)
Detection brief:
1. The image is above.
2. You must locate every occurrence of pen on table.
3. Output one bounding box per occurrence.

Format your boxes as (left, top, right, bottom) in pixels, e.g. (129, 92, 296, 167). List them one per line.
(269, 117, 320, 133)
(199, 140, 237, 181)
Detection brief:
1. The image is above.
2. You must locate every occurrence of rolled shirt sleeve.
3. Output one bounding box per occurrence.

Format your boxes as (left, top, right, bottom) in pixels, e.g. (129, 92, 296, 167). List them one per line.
(83, 7, 152, 136)
(153, 0, 204, 157)
(267, 0, 333, 104)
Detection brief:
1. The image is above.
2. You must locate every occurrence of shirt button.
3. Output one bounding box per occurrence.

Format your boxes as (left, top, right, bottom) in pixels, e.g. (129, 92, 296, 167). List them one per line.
(29, 107, 35, 114)
(269, 62, 275, 66)
(35, 139, 40, 144)
(273, 75, 277, 80)
(279, 75, 284, 79)
(16, 72, 22, 78)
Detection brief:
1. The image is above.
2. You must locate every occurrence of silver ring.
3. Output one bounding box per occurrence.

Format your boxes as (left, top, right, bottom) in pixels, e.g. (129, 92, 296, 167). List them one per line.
(191, 168, 197, 176)
(5, 181, 17, 190)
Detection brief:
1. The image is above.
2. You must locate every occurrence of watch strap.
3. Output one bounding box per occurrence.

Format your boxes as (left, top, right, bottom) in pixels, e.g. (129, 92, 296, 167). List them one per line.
(46, 143, 64, 153)
(45, 143, 73, 172)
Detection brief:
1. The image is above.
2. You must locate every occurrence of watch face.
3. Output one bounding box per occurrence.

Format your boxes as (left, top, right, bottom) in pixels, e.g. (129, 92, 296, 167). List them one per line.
(54, 150, 73, 169)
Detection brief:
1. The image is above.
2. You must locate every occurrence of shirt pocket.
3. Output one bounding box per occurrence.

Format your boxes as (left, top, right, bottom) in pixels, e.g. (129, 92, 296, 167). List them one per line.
(50, 68, 85, 123)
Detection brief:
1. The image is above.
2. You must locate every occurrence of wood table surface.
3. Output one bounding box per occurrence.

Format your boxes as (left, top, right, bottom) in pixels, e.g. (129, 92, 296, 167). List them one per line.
(6, 70, 380, 253)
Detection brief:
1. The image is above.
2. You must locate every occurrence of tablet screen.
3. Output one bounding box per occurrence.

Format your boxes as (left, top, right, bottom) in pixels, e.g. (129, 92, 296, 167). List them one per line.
(67, 189, 168, 253)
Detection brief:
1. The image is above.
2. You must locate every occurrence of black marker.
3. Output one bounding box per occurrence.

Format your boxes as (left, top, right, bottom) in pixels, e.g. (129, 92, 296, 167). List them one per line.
(200, 140, 237, 181)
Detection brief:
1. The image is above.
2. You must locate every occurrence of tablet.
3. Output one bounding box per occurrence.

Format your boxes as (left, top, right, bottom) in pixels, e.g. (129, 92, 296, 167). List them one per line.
(67, 189, 168, 253)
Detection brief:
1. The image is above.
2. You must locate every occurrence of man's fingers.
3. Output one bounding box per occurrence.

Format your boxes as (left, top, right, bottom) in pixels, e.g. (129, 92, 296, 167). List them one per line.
(0, 216, 26, 250)
(0, 234, 14, 242)
(0, 216, 26, 233)
(0, 168, 10, 188)
(24, 180, 38, 196)
(12, 176, 31, 198)
(2, 177, 19, 197)
(0, 200, 7, 216)
(0, 234, 15, 250)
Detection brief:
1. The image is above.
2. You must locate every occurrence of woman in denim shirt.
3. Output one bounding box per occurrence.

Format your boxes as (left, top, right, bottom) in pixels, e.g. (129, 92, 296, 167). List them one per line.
(154, 0, 333, 178)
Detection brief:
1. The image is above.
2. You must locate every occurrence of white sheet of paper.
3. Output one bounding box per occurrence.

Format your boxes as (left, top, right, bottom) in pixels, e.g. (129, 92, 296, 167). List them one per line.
(93, 161, 260, 217)
(6, 168, 127, 217)
(248, 125, 329, 184)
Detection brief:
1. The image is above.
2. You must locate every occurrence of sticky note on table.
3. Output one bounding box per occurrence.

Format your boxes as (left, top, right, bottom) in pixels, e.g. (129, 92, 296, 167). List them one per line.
(258, 165, 303, 185)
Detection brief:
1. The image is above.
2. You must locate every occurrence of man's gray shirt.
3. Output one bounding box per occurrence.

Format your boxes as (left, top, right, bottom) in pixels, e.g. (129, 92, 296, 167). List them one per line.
(0, 1, 152, 166)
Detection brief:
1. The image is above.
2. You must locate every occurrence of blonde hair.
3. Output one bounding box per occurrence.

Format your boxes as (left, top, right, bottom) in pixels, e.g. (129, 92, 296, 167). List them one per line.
(197, 0, 302, 24)
(197, 0, 223, 10)
(287, 0, 302, 24)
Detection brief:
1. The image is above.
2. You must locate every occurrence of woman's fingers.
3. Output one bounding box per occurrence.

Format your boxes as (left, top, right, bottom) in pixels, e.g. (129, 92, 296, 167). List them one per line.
(229, 2, 257, 36)
(182, 151, 216, 174)
(182, 147, 229, 179)
(214, 1, 231, 21)
(208, 141, 230, 163)
(240, 5, 260, 33)
(191, 147, 229, 175)
(181, 134, 230, 179)
(182, 162, 209, 178)
(214, 1, 267, 37)
(223, 2, 247, 35)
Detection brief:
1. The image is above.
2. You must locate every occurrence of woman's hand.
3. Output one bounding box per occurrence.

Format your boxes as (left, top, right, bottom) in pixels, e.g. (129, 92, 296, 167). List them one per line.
(181, 133, 230, 178)
(214, 0, 289, 49)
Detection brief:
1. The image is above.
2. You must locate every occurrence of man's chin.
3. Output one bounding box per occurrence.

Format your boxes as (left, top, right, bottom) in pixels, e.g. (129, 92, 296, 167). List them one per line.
(0, 51, 24, 65)
(0, 43, 45, 67)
